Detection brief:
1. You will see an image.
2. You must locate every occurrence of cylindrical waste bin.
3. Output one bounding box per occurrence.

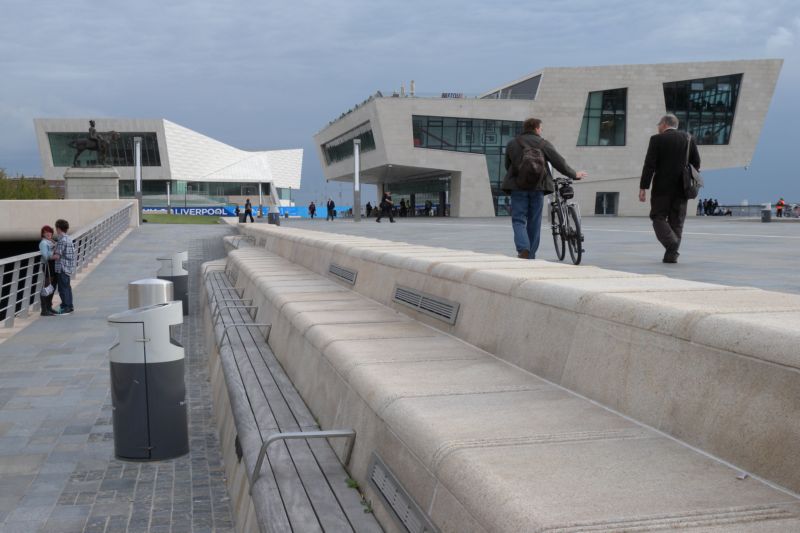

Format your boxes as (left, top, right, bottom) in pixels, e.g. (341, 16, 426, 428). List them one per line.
(107, 301, 188, 461)
(761, 209, 772, 223)
(267, 212, 280, 225)
(128, 278, 173, 309)
(157, 252, 188, 315)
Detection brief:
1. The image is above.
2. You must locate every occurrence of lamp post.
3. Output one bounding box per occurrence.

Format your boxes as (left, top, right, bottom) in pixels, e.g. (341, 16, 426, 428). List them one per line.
(353, 139, 361, 222)
(133, 137, 142, 224)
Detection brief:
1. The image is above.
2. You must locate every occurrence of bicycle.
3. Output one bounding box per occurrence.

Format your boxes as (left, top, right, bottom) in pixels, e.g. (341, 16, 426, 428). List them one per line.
(549, 176, 584, 265)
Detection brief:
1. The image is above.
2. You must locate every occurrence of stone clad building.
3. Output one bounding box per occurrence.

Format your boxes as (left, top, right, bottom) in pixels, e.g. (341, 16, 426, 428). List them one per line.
(34, 118, 302, 209)
(314, 59, 782, 217)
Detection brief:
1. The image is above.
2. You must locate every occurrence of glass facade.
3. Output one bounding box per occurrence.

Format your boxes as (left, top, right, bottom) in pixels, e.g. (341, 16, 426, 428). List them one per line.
(482, 75, 541, 100)
(577, 88, 627, 146)
(48, 132, 161, 167)
(412, 115, 522, 215)
(322, 123, 376, 164)
(663, 74, 742, 145)
(119, 180, 270, 205)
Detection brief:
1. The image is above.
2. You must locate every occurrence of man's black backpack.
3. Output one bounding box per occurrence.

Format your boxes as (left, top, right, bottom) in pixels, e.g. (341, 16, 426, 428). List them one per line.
(514, 136, 548, 189)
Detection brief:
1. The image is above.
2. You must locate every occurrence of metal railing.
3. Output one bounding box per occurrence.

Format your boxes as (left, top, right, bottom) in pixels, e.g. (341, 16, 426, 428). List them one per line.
(0, 202, 134, 327)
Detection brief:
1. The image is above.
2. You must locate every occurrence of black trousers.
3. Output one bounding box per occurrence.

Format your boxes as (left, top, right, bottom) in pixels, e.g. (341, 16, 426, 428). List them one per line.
(376, 206, 393, 222)
(650, 194, 687, 252)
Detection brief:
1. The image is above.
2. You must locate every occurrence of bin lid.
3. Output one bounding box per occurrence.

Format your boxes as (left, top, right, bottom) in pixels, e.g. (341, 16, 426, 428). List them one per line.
(108, 301, 182, 324)
(108, 301, 184, 363)
(129, 278, 172, 287)
(156, 251, 189, 276)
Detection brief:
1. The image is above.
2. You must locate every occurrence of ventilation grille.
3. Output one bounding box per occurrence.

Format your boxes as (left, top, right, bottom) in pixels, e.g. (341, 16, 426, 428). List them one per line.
(369, 454, 438, 533)
(328, 263, 357, 285)
(393, 286, 459, 325)
(257, 237, 266, 247)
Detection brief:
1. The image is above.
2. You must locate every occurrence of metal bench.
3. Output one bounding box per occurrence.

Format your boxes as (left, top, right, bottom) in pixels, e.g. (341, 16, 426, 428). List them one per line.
(203, 268, 381, 533)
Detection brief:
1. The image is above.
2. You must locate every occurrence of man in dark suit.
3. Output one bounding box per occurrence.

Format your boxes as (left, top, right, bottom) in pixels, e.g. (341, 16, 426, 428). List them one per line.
(639, 114, 700, 263)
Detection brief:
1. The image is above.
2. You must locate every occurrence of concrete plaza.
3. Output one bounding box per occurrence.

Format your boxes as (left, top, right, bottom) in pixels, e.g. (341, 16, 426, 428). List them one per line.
(282, 216, 800, 294)
(0, 224, 236, 533)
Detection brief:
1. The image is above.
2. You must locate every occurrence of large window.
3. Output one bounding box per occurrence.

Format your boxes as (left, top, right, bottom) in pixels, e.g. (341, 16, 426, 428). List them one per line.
(48, 132, 161, 167)
(322, 123, 376, 165)
(412, 115, 522, 216)
(663, 74, 742, 145)
(482, 75, 541, 100)
(577, 88, 627, 146)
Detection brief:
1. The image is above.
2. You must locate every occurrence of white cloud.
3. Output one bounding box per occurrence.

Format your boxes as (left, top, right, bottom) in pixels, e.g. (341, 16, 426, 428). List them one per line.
(766, 26, 795, 53)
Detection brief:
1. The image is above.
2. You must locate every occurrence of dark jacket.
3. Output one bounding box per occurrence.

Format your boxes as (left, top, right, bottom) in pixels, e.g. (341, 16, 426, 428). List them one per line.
(502, 133, 576, 192)
(640, 129, 701, 197)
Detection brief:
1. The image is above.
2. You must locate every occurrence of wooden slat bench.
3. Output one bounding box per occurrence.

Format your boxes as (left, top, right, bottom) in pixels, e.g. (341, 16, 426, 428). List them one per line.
(203, 266, 382, 533)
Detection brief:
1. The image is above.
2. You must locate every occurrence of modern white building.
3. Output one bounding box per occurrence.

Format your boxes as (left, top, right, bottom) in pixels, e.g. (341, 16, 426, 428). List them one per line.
(314, 59, 782, 217)
(34, 118, 303, 210)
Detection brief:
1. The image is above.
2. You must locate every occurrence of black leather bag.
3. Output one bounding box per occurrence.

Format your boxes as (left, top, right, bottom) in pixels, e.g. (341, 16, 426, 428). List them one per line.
(683, 134, 703, 199)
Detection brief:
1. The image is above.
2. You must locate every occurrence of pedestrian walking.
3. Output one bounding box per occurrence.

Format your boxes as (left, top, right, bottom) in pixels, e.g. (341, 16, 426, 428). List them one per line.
(501, 117, 587, 259)
(639, 114, 701, 263)
(366, 201, 372, 217)
(776, 197, 786, 217)
(244, 198, 254, 222)
(326, 198, 336, 221)
(51, 219, 75, 315)
(308, 201, 316, 219)
(376, 191, 395, 223)
(399, 199, 408, 217)
(38, 225, 58, 316)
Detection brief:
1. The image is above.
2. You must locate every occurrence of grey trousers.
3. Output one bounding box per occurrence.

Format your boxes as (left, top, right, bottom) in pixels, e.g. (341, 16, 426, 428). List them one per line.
(650, 194, 687, 252)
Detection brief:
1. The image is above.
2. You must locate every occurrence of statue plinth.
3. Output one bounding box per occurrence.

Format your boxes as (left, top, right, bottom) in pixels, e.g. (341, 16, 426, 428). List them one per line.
(64, 166, 120, 200)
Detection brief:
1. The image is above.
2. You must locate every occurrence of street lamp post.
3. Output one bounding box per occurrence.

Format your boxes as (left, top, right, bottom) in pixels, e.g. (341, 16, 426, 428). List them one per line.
(133, 137, 143, 224)
(353, 139, 361, 222)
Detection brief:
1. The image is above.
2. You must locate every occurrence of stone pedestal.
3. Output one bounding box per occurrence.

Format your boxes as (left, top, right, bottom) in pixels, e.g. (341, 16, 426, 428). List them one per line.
(64, 166, 120, 199)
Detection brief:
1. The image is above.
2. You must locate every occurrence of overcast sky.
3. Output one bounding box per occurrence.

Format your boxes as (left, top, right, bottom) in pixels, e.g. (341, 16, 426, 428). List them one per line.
(1, 0, 798, 204)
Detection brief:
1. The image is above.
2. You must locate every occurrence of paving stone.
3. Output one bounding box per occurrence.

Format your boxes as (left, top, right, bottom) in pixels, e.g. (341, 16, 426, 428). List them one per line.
(0, 227, 236, 533)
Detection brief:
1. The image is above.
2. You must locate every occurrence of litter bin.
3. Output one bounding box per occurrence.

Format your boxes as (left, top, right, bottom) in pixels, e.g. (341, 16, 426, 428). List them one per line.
(267, 212, 281, 226)
(157, 252, 188, 315)
(128, 278, 173, 309)
(761, 209, 772, 223)
(107, 301, 188, 461)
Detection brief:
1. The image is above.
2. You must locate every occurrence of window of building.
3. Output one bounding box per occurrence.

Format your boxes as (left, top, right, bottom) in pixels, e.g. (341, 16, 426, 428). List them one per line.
(594, 192, 619, 215)
(663, 74, 742, 145)
(577, 88, 627, 146)
(412, 115, 522, 216)
(48, 132, 161, 167)
(321, 122, 376, 164)
(482, 75, 541, 100)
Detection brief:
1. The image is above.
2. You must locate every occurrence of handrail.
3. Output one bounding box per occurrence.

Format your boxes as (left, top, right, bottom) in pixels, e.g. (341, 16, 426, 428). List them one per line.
(250, 430, 356, 494)
(1, 202, 133, 327)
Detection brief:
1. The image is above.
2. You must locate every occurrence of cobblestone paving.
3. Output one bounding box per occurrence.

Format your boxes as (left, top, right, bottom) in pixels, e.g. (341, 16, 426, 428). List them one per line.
(0, 225, 235, 533)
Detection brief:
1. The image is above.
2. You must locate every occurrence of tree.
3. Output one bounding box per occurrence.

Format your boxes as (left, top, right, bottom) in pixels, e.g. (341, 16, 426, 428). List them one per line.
(0, 169, 57, 199)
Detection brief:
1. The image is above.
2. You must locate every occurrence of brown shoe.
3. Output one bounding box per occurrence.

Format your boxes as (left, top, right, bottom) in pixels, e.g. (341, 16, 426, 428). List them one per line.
(517, 250, 530, 259)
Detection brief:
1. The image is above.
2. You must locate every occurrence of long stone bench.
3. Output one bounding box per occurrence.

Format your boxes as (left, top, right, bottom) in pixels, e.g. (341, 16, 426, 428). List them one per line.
(200, 260, 381, 533)
(216, 232, 800, 532)
(237, 225, 800, 497)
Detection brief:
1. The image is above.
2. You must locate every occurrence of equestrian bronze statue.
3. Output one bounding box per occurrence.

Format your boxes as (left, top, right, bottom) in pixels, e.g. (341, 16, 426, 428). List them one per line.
(68, 120, 120, 167)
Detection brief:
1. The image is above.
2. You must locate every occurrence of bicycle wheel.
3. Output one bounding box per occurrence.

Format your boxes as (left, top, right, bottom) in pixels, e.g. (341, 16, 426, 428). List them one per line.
(566, 204, 583, 265)
(550, 204, 565, 261)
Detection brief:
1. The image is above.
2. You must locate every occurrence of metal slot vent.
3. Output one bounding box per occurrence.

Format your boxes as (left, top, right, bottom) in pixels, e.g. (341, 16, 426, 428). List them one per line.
(369, 454, 438, 533)
(393, 286, 459, 325)
(328, 263, 357, 285)
(257, 237, 266, 247)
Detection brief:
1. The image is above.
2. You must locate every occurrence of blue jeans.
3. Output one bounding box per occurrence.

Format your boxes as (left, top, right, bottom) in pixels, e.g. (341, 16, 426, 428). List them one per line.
(511, 190, 544, 258)
(57, 272, 73, 310)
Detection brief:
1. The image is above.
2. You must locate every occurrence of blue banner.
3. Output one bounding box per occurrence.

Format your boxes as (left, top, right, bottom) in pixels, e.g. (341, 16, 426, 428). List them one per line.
(142, 205, 353, 217)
